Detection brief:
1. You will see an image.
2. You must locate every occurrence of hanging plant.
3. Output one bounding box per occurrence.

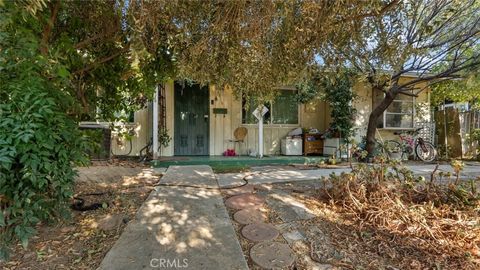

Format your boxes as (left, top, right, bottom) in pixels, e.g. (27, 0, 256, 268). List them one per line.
(158, 129, 172, 148)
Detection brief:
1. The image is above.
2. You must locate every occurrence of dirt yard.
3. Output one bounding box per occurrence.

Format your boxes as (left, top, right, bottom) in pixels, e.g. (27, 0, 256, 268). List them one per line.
(1, 161, 160, 270)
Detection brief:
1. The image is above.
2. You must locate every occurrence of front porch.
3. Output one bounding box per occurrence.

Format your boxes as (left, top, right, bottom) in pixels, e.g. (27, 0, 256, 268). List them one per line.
(151, 155, 328, 170)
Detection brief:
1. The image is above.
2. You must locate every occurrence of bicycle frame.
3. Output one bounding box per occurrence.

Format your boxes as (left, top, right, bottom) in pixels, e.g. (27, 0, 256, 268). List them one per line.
(398, 133, 415, 149)
(353, 128, 435, 162)
(396, 128, 428, 158)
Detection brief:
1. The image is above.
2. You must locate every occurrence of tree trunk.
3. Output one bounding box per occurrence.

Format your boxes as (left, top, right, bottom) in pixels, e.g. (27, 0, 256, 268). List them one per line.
(365, 90, 396, 157)
(40, 0, 60, 55)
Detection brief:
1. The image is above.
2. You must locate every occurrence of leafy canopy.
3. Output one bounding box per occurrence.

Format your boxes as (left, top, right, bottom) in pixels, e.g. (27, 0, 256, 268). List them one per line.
(431, 47, 480, 106)
(129, 0, 389, 102)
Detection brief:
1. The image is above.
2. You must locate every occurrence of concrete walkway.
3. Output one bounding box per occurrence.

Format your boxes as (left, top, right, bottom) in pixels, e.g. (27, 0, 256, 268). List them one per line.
(99, 165, 248, 270)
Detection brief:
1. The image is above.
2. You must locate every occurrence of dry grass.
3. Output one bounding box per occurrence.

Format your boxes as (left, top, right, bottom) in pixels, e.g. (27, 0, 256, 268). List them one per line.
(312, 163, 480, 269)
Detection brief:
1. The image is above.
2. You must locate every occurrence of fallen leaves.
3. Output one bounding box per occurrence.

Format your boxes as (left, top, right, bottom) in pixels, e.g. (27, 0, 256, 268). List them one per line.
(0, 164, 155, 270)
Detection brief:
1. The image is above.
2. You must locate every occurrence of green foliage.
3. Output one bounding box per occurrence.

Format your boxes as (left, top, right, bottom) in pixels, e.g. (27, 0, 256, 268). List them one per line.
(470, 129, 480, 159)
(295, 77, 325, 104)
(0, 89, 89, 259)
(52, 1, 173, 122)
(471, 129, 480, 144)
(158, 129, 172, 148)
(296, 70, 357, 138)
(322, 71, 357, 139)
(431, 45, 480, 106)
(431, 72, 480, 106)
(0, 2, 89, 259)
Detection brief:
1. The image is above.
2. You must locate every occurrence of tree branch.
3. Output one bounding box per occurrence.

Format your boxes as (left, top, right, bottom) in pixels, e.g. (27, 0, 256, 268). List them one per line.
(346, 0, 400, 21)
(396, 61, 479, 92)
(40, 0, 60, 55)
(72, 47, 129, 75)
(74, 27, 119, 49)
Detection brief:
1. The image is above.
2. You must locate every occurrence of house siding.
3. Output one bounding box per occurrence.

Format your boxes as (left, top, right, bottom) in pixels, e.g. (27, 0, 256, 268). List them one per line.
(209, 85, 329, 156)
(110, 106, 151, 156)
(111, 77, 431, 157)
(352, 78, 431, 143)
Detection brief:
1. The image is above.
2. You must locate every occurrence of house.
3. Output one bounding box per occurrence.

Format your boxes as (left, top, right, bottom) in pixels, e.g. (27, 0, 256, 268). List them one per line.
(107, 75, 433, 158)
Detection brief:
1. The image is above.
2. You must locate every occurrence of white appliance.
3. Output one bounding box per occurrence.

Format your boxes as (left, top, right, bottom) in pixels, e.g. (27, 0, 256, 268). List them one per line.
(323, 138, 348, 158)
(281, 137, 303, 156)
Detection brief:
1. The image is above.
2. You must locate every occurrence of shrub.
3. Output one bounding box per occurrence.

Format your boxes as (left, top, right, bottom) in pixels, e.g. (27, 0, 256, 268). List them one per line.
(0, 80, 89, 260)
(296, 70, 357, 139)
(318, 162, 480, 269)
(318, 161, 480, 266)
(0, 4, 88, 259)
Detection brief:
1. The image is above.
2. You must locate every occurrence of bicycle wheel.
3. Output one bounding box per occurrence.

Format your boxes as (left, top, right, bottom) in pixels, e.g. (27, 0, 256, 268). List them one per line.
(382, 140, 403, 161)
(415, 141, 437, 162)
(138, 140, 153, 162)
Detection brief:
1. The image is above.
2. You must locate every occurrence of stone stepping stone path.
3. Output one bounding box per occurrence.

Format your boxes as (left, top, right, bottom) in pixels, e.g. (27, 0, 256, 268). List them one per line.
(233, 208, 267, 225)
(225, 193, 265, 210)
(224, 185, 296, 269)
(250, 242, 295, 269)
(223, 184, 255, 196)
(241, 223, 279, 242)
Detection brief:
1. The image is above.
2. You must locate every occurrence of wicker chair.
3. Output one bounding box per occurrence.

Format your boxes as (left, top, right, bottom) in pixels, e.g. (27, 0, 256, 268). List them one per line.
(228, 127, 248, 155)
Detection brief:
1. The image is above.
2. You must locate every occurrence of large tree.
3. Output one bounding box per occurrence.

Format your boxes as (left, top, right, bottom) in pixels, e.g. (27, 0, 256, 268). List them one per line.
(40, 0, 174, 120)
(129, 0, 394, 101)
(132, 0, 480, 156)
(322, 0, 480, 156)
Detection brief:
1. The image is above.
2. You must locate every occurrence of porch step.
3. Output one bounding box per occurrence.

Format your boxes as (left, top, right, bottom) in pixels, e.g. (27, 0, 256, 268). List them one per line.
(98, 165, 248, 270)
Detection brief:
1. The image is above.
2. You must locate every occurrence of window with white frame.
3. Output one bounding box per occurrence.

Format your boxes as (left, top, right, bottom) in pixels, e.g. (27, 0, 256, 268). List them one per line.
(375, 91, 415, 129)
(242, 89, 299, 125)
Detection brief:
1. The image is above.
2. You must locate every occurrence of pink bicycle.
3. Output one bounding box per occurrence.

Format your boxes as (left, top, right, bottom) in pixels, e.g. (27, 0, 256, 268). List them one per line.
(384, 127, 437, 162)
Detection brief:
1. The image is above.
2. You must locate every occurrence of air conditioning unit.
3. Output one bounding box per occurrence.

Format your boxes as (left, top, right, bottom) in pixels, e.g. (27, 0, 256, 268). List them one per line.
(79, 123, 111, 160)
